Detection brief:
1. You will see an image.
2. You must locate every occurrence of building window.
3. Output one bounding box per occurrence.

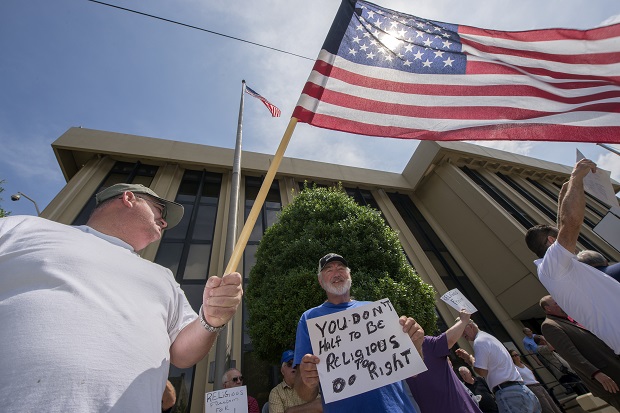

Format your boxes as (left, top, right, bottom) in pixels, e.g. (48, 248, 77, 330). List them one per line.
(461, 166, 537, 229)
(72, 161, 158, 225)
(499, 173, 601, 252)
(154, 169, 223, 412)
(387, 192, 512, 343)
(344, 187, 381, 210)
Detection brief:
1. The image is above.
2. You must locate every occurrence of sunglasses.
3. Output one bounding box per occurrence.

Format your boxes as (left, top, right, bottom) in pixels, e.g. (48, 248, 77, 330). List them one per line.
(136, 196, 167, 219)
(285, 360, 294, 368)
(228, 376, 243, 384)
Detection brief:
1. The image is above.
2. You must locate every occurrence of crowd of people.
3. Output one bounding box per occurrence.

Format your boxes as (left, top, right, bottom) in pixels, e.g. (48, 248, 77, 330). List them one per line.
(1, 158, 619, 413)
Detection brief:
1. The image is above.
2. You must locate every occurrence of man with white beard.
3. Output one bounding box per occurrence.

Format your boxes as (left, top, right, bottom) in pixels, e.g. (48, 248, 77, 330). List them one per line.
(293, 253, 425, 413)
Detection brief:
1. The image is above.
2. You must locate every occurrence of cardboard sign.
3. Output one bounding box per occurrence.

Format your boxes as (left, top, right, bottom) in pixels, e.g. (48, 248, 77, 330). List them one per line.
(205, 386, 249, 413)
(306, 299, 427, 404)
(440, 289, 478, 314)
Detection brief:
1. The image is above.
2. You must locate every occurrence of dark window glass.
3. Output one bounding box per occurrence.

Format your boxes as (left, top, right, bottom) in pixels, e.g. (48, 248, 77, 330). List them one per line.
(155, 243, 183, 277)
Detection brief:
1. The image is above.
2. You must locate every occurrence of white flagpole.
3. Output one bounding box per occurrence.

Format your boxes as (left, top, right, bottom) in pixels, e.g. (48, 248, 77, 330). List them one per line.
(214, 80, 246, 389)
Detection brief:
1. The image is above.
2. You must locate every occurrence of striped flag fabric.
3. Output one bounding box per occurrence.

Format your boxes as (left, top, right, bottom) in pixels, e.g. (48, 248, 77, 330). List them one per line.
(293, 0, 620, 142)
(245, 85, 281, 117)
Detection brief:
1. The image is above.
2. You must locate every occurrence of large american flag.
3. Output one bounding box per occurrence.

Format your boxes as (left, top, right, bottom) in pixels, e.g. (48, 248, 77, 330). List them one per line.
(293, 0, 620, 142)
(245, 85, 281, 117)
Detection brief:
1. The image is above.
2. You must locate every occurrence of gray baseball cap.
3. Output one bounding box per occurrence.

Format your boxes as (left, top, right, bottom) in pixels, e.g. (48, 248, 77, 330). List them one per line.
(95, 183, 184, 229)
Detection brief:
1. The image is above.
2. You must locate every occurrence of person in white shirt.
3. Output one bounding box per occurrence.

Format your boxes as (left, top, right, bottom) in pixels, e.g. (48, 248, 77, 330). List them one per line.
(456, 319, 541, 413)
(509, 351, 561, 413)
(0, 183, 243, 412)
(525, 159, 620, 355)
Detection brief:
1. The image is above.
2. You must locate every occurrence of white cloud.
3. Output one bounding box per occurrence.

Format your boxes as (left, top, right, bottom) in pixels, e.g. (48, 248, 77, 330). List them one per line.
(599, 14, 620, 27)
(596, 152, 620, 183)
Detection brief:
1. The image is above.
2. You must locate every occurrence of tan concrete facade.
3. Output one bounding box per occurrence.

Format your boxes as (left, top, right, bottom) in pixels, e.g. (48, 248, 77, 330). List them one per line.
(45, 127, 620, 412)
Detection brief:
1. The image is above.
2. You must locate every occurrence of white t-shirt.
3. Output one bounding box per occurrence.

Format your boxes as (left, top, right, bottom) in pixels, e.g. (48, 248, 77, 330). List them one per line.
(0, 216, 197, 412)
(473, 331, 522, 390)
(515, 365, 538, 385)
(535, 241, 620, 355)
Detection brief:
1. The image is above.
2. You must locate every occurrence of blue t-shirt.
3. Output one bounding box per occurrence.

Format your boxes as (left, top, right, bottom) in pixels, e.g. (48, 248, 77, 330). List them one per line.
(294, 300, 417, 413)
(522, 335, 538, 354)
(406, 333, 482, 413)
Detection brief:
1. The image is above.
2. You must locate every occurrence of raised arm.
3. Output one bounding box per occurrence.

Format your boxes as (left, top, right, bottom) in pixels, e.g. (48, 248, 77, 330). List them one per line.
(446, 310, 471, 349)
(556, 159, 596, 254)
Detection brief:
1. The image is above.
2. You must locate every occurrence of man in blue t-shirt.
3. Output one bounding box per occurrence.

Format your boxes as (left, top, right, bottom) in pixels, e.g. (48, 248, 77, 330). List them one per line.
(293, 253, 424, 413)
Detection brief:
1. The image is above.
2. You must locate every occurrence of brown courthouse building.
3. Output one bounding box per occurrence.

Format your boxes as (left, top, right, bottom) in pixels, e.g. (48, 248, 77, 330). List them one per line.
(43, 127, 619, 412)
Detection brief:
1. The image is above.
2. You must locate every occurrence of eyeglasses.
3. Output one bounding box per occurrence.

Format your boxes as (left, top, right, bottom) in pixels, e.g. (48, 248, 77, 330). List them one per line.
(136, 196, 167, 219)
(285, 360, 294, 368)
(226, 376, 243, 384)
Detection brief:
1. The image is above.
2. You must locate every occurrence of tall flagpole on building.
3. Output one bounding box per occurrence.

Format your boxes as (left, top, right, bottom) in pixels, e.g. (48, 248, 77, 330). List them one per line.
(214, 80, 246, 389)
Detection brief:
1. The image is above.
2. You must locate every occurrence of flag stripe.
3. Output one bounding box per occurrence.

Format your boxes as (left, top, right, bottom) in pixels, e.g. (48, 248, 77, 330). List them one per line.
(459, 22, 620, 43)
(309, 58, 620, 102)
(293, 103, 620, 143)
(300, 81, 620, 121)
(465, 60, 620, 84)
(294, 0, 620, 142)
(461, 37, 619, 66)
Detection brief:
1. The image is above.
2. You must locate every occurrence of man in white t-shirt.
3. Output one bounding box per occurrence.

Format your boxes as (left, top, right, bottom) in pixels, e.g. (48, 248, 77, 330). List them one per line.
(456, 320, 541, 413)
(0, 183, 243, 412)
(525, 159, 620, 355)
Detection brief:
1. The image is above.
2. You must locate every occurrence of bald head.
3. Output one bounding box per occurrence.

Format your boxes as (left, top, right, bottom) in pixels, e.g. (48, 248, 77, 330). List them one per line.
(539, 295, 566, 317)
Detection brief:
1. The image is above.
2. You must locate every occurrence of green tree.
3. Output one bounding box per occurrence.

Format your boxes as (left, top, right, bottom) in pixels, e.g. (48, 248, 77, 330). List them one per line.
(0, 180, 9, 218)
(246, 185, 437, 363)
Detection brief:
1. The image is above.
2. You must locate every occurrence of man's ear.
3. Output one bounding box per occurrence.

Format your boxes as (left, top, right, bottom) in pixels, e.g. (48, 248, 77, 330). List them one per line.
(119, 191, 137, 207)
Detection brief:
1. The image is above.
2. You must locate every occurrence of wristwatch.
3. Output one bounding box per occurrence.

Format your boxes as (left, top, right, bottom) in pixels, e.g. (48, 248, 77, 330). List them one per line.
(199, 306, 226, 333)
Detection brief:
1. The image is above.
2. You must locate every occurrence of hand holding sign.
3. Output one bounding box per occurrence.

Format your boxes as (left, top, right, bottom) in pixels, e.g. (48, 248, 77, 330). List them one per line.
(440, 289, 477, 314)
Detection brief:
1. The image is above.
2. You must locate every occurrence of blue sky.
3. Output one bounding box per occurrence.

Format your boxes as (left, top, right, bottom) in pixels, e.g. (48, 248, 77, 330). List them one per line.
(1, 0, 619, 216)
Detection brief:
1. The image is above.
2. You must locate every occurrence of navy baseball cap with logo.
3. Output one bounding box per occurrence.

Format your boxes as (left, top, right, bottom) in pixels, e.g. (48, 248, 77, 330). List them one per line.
(318, 253, 348, 272)
(95, 183, 184, 229)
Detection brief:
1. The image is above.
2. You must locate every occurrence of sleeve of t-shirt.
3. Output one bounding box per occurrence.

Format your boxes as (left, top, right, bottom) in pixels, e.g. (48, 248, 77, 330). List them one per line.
(167, 275, 199, 343)
(294, 312, 313, 366)
(538, 241, 574, 280)
(424, 333, 450, 358)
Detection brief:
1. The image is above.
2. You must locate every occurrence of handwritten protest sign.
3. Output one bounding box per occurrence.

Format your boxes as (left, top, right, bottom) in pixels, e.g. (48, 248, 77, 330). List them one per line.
(577, 149, 619, 207)
(205, 386, 248, 413)
(440, 289, 477, 314)
(307, 299, 427, 404)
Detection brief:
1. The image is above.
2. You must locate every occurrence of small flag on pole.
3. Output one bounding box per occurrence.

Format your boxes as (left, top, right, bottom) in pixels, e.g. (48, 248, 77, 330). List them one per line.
(293, 0, 620, 143)
(245, 85, 281, 117)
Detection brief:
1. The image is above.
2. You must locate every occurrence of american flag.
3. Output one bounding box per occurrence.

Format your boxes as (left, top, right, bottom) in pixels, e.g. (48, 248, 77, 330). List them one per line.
(293, 0, 620, 142)
(245, 85, 281, 117)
